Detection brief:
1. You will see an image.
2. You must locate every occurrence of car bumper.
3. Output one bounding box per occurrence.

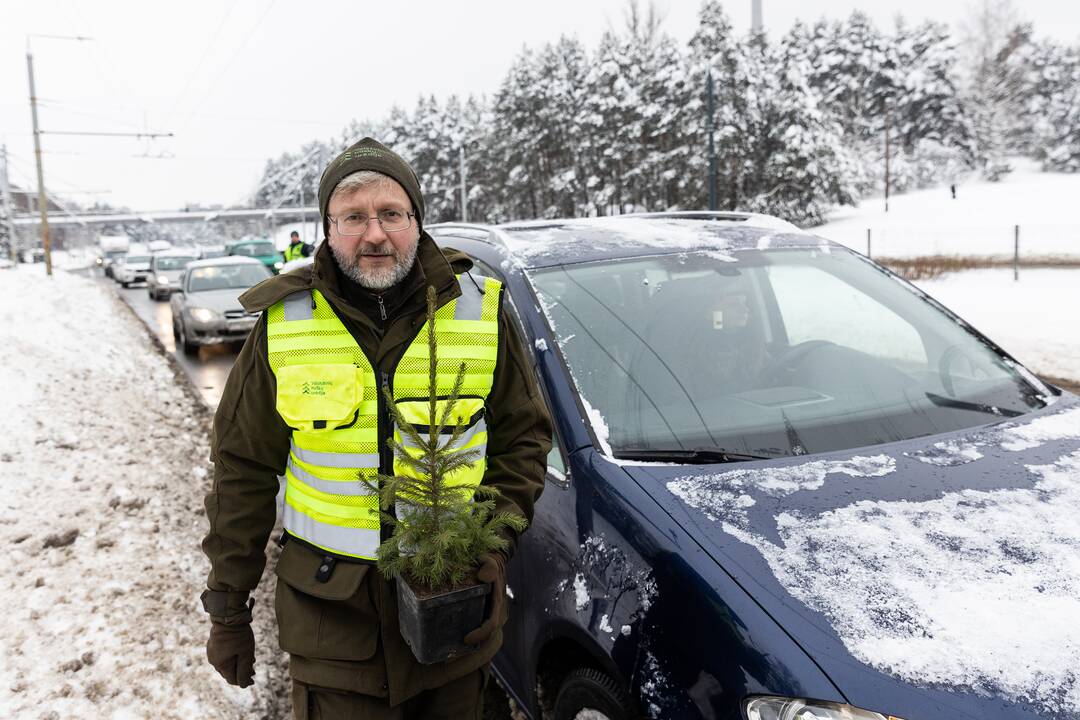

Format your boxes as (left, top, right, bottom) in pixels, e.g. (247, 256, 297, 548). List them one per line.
(187, 316, 257, 343)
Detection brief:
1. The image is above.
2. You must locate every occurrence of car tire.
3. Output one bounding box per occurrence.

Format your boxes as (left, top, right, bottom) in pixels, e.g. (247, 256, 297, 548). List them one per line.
(121, 281, 130, 288)
(179, 321, 198, 357)
(553, 668, 637, 720)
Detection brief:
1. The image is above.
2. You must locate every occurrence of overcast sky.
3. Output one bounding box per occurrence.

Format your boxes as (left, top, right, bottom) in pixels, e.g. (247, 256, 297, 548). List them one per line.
(2, 0, 1078, 212)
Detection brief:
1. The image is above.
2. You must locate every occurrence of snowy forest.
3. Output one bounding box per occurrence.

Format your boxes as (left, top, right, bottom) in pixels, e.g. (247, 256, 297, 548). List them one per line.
(253, 0, 1080, 228)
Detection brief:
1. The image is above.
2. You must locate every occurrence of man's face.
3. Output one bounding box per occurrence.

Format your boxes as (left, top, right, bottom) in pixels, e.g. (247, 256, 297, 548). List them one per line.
(326, 180, 419, 291)
(290, 234, 299, 244)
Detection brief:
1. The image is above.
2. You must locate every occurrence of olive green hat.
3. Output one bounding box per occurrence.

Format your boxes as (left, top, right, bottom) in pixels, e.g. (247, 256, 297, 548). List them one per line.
(317, 137, 425, 237)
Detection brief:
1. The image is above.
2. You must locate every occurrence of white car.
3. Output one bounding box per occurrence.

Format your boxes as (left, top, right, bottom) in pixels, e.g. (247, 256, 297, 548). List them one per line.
(147, 250, 199, 300)
(113, 253, 152, 288)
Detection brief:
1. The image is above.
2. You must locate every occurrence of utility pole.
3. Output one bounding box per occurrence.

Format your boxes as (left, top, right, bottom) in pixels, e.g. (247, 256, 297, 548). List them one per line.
(27, 49, 53, 275)
(0, 145, 16, 261)
(884, 112, 891, 213)
(707, 67, 717, 211)
(751, 0, 763, 33)
(460, 146, 467, 223)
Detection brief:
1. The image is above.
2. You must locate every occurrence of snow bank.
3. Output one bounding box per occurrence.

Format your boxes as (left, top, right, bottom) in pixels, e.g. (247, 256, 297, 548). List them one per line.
(915, 268, 1080, 382)
(0, 267, 286, 719)
(817, 161, 1080, 260)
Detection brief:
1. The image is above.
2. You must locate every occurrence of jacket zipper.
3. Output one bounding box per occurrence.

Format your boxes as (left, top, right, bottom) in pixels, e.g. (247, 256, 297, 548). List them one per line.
(377, 295, 387, 321)
(378, 370, 394, 541)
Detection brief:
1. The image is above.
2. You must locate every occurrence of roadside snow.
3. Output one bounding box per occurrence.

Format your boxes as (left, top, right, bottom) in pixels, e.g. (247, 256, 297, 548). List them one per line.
(723, 449, 1080, 717)
(0, 267, 286, 718)
(915, 268, 1080, 382)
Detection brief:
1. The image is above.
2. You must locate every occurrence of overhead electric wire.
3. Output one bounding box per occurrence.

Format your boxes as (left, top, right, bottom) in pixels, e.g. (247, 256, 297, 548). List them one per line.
(165, 0, 240, 120)
(175, 0, 280, 136)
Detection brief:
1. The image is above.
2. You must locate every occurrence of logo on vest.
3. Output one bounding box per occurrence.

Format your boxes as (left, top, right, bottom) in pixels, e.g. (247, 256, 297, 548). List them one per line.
(301, 380, 333, 396)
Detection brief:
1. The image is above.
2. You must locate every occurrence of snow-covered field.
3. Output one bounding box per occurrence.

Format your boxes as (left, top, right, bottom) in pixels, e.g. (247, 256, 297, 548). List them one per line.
(816, 160, 1080, 260)
(913, 268, 1080, 383)
(0, 266, 287, 719)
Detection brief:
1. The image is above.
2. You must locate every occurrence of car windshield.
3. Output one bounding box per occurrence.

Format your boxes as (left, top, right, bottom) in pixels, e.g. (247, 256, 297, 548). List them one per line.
(231, 242, 275, 257)
(156, 256, 196, 270)
(187, 263, 271, 292)
(528, 248, 1048, 459)
(125, 256, 151, 264)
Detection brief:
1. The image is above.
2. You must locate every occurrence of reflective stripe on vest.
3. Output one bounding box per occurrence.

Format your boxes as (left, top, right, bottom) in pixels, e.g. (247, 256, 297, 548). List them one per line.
(266, 273, 502, 561)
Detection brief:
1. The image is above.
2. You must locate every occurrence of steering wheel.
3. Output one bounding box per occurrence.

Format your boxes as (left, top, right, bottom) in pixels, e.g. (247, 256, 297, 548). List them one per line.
(937, 344, 980, 397)
(755, 340, 836, 386)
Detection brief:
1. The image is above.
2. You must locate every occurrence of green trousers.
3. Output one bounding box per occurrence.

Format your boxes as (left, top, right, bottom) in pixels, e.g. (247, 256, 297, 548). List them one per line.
(291, 667, 488, 720)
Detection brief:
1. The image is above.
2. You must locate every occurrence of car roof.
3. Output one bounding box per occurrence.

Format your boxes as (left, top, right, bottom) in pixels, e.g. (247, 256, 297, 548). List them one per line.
(185, 255, 266, 268)
(153, 248, 201, 258)
(429, 212, 832, 268)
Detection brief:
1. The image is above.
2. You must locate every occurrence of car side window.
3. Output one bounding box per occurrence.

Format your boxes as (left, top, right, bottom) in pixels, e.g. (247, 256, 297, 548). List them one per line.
(469, 255, 570, 487)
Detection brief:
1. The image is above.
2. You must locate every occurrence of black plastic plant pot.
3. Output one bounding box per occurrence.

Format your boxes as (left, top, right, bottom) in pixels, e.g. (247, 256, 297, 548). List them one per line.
(396, 576, 491, 664)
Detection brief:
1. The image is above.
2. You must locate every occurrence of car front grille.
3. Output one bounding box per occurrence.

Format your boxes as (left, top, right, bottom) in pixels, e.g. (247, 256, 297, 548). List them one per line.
(223, 310, 255, 319)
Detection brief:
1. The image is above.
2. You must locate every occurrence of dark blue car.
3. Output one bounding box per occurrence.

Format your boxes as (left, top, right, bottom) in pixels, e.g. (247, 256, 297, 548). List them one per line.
(429, 214, 1080, 720)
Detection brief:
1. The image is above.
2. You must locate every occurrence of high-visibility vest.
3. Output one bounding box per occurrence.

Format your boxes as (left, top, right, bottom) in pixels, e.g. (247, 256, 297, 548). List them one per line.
(266, 273, 502, 561)
(283, 243, 305, 262)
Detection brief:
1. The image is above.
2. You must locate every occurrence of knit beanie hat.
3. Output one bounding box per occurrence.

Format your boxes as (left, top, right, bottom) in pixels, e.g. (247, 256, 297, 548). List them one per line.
(317, 137, 425, 237)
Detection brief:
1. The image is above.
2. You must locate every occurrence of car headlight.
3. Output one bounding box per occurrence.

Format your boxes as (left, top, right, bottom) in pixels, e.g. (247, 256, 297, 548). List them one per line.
(744, 697, 904, 720)
(188, 307, 219, 323)
(273, 261, 284, 269)
(157, 275, 170, 284)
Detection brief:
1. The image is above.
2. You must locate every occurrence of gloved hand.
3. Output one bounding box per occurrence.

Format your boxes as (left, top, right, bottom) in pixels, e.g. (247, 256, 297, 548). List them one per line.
(207, 620, 256, 687)
(464, 552, 507, 647)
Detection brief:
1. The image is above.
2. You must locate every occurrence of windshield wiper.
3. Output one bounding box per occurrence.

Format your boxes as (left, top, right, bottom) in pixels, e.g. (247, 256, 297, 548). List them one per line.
(613, 448, 774, 464)
(924, 392, 1024, 418)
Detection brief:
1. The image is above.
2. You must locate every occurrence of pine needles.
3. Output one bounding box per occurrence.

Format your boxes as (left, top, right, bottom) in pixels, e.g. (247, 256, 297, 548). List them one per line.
(366, 286, 526, 590)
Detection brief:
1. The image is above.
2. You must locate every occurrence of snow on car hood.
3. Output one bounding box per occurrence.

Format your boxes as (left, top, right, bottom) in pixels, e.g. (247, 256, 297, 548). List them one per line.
(625, 399, 1080, 718)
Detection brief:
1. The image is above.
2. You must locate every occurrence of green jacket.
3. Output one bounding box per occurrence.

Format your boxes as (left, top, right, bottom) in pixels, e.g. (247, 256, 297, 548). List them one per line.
(201, 233, 552, 704)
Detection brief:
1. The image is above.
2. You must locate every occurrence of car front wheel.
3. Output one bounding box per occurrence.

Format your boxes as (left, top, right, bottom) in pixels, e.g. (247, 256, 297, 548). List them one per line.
(178, 320, 198, 357)
(553, 668, 637, 720)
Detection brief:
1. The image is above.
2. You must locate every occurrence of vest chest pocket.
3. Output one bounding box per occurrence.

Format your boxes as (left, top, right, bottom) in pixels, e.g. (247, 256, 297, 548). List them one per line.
(276, 364, 364, 433)
(394, 397, 486, 441)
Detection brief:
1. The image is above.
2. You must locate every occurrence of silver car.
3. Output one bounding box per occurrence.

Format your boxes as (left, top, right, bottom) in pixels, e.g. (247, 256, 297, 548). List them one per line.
(113, 253, 153, 287)
(170, 256, 271, 356)
(147, 250, 199, 300)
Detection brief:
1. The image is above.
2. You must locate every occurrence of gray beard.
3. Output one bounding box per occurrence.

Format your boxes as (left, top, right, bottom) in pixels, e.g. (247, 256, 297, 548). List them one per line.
(331, 241, 418, 291)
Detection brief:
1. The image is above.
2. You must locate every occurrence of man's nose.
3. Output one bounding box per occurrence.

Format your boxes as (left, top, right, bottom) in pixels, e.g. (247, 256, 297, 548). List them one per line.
(360, 218, 390, 243)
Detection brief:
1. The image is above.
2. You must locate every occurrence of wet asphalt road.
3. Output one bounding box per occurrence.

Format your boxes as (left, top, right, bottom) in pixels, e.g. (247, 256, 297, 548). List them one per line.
(87, 267, 238, 409)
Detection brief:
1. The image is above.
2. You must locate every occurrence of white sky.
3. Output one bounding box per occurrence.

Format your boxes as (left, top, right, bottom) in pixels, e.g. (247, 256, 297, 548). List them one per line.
(1, 0, 1078, 212)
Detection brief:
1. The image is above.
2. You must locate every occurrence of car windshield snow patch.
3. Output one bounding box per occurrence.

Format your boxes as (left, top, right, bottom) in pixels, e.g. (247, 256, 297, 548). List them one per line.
(722, 449, 1080, 716)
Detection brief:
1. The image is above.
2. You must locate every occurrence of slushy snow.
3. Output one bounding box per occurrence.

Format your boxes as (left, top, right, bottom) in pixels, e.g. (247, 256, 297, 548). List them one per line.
(0, 267, 288, 719)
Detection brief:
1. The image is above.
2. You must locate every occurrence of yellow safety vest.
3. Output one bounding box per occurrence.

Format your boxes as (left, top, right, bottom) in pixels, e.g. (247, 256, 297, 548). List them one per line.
(283, 243, 305, 262)
(266, 274, 502, 561)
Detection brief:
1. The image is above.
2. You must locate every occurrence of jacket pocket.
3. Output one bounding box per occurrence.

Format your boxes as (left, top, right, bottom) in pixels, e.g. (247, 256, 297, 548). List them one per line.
(274, 541, 379, 661)
(275, 363, 364, 433)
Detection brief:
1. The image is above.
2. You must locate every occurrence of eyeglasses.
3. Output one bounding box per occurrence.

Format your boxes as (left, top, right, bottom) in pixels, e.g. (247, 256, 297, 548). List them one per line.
(327, 209, 415, 236)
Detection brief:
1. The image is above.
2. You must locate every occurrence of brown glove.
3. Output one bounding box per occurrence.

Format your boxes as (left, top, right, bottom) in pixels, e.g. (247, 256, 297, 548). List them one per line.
(201, 590, 256, 688)
(464, 552, 506, 647)
(207, 620, 256, 687)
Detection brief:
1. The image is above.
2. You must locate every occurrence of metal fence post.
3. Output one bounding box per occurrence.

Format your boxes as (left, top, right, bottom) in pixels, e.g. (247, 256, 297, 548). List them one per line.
(1014, 224, 1019, 281)
(866, 228, 871, 258)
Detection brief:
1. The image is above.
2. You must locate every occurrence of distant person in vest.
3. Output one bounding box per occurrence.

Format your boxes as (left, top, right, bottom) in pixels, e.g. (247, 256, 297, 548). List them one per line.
(285, 229, 306, 263)
(283, 230, 311, 262)
(199, 137, 552, 718)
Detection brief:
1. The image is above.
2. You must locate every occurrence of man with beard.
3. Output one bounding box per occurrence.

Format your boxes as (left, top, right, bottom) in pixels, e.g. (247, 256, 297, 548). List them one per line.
(199, 137, 552, 718)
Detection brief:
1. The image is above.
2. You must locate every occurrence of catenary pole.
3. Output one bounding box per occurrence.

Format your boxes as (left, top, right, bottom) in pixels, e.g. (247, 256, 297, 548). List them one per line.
(752, 0, 763, 33)
(460, 146, 467, 223)
(26, 50, 52, 276)
(707, 68, 717, 211)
